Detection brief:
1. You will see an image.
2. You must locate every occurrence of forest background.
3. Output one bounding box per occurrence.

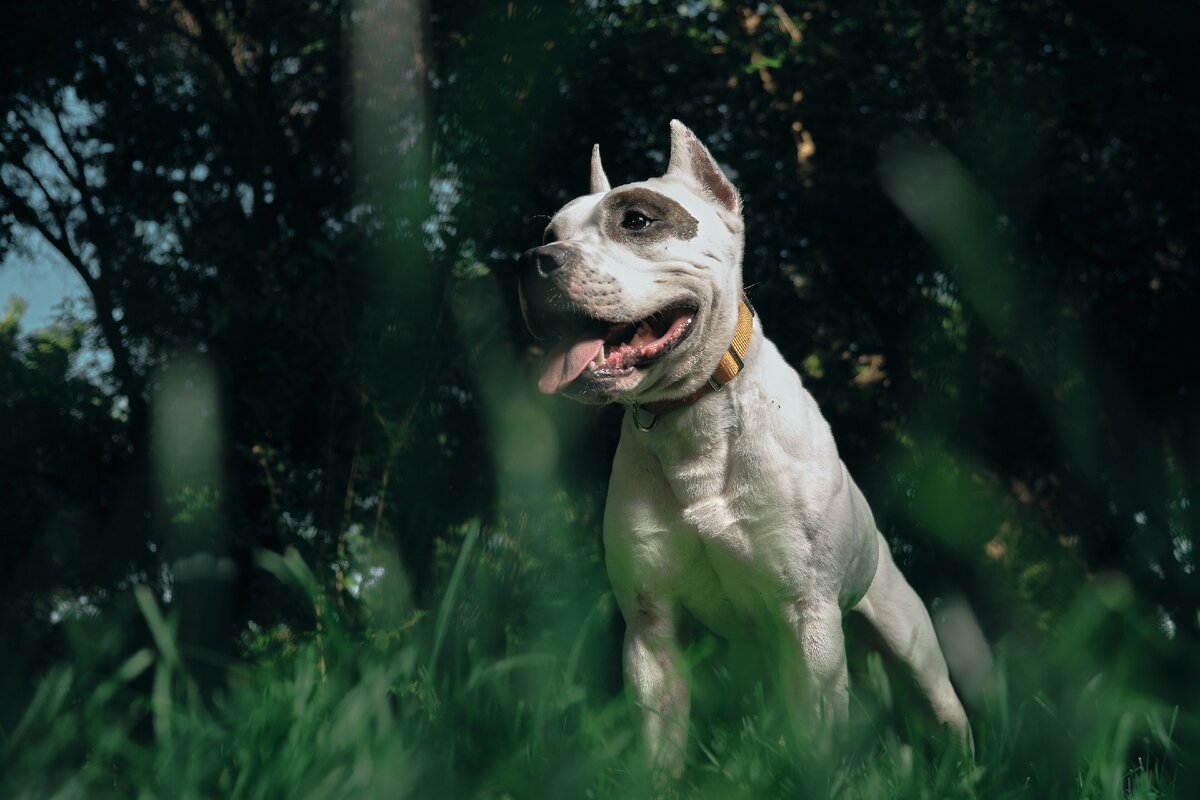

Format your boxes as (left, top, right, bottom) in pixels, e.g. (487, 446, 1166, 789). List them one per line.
(2, 1, 1198, 797)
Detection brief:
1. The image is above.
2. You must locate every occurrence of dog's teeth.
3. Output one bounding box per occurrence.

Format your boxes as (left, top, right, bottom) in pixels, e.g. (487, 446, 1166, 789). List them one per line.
(594, 346, 605, 366)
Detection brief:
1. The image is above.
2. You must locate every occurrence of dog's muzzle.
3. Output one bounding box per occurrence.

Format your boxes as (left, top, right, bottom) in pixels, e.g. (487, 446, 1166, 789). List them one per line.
(519, 243, 573, 277)
(517, 243, 579, 340)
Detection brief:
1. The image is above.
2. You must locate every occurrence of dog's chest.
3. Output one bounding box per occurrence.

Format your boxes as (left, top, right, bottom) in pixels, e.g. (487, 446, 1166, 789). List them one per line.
(647, 423, 819, 630)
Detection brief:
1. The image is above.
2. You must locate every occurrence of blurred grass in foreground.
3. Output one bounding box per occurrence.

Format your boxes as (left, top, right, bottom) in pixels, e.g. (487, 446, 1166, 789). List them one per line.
(0, 529, 1189, 799)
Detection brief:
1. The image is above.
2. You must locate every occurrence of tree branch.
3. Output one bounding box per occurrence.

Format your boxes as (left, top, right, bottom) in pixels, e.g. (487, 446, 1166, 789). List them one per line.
(175, 0, 256, 116)
(44, 107, 118, 273)
(0, 172, 145, 435)
(0, 176, 93, 291)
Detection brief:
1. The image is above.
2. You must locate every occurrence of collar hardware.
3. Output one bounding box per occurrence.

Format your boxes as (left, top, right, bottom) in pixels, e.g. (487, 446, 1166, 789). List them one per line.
(631, 403, 658, 431)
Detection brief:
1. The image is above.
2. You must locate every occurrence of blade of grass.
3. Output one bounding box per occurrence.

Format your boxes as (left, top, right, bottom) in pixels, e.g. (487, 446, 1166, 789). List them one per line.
(255, 547, 319, 598)
(134, 585, 180, 667)
(429, 519, 480, 675)
(465, 652, 557, 692)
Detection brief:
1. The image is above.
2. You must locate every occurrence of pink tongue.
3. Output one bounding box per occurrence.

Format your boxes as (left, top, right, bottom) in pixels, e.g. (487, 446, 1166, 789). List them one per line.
(538, 337, 604, 394)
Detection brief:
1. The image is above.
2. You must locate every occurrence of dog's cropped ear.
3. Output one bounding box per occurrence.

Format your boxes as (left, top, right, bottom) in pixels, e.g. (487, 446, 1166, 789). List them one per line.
(590, 144, 611, 194)
(665, 119, 741, 217)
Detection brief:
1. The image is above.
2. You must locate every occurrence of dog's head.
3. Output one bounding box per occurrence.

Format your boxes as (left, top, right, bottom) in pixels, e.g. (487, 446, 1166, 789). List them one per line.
(519, 120, 745, 405)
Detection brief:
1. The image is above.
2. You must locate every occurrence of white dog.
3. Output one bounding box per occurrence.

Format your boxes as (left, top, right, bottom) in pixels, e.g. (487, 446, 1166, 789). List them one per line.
(519, 121, 970, 774)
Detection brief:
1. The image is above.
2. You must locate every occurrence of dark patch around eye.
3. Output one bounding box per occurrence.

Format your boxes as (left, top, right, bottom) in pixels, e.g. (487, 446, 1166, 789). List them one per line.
(600, 187, 699, 244)
(543, 226, 557, 244)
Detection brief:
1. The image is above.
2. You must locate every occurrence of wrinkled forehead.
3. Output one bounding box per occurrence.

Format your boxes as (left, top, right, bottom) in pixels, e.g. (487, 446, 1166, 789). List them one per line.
(546, 194, 601, 233)
(545, 177, 710, 239)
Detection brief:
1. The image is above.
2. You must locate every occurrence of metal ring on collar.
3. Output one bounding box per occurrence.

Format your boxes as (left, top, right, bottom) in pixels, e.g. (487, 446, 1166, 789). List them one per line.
(631, 403, 657, 432)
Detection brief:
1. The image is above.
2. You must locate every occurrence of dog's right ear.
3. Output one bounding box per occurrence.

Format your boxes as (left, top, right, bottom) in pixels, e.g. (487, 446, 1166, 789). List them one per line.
(590, 144, 611, 194)
(665, 119, 741, 217)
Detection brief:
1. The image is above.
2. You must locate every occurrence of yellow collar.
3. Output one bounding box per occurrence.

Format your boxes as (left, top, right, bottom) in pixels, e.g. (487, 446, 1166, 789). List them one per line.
(632, 293, 755, 430)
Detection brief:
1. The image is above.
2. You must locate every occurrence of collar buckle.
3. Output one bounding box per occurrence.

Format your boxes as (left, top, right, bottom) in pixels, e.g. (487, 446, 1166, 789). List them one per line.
(631, 403, 657, 432)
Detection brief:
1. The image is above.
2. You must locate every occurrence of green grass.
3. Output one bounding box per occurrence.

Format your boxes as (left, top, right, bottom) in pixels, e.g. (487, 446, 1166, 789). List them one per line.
(0, 532, 1189, 800)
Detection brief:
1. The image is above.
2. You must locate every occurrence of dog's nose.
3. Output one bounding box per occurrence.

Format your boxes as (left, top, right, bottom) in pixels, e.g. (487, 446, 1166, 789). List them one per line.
(520, 243, 572, 277)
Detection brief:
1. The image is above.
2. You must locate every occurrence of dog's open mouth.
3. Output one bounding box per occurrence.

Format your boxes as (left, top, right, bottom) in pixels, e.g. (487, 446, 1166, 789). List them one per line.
(537, 303, 697, 394)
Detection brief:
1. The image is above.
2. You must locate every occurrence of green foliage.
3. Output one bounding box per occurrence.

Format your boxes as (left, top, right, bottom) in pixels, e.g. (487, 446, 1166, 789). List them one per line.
(0, 541, 1191, 798)
(1, 0, 1198, 796)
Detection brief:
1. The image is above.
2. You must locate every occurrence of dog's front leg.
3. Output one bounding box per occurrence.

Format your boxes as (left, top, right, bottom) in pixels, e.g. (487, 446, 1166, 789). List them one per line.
(623, 600, 690, 777)
(778, 601, 849, 745)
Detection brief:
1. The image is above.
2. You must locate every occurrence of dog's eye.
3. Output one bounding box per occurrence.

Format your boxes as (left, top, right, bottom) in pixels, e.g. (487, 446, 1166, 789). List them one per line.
(621, 211, 653, 231)
(543, 226, 557, 244)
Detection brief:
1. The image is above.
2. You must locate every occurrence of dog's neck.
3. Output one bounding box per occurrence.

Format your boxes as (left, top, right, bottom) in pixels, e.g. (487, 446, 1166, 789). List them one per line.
(628, 295, 755, 431)
(623, 315, 768, 460)
(636, 295, 755, 420)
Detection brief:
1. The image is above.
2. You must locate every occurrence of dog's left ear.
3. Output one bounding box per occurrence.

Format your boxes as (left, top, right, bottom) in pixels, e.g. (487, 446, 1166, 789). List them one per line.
(665, 119, 741, 217)
(590, 144, 611, 194)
